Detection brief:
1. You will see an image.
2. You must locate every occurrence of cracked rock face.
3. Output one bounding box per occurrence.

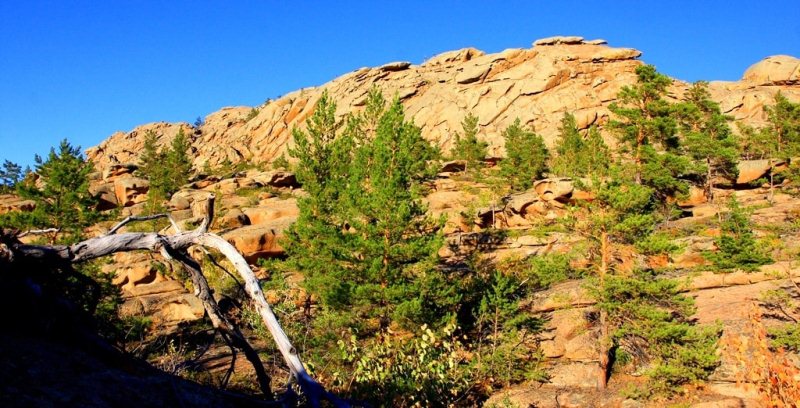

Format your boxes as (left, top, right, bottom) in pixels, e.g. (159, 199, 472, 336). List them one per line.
(86, 39, 800, 175)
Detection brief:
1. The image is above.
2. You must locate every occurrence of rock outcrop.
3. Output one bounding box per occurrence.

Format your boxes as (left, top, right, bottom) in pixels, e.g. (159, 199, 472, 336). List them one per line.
(85, 38, 800, 176)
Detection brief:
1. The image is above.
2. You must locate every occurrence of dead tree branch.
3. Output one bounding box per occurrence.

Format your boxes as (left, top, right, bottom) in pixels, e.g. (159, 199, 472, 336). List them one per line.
(3, 195, 349, 407)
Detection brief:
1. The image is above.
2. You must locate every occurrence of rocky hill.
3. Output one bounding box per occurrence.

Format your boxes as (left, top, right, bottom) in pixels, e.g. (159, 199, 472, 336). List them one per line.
(86, 36, 800, 174)
(6, 36, 800, 407)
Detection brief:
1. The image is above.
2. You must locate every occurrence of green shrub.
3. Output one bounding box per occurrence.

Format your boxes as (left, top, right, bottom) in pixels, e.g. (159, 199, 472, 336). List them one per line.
(635, 232, 681, 256)
(705, 197, 772, 272)
(337, 324, 471, 407)
(594, 272, 721, 396)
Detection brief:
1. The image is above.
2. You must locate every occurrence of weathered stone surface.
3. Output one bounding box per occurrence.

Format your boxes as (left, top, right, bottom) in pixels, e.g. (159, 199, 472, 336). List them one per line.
(102, 163, 138, 180)
(736, 159, 787, 184)
(0, 194, 35, 214)
(251, 170, 299, 188)
(742, 55, 800, 86)
(242, 198, 299, 225)
(86, 42, 800, 176)
(547, 362, 601, 388)
(218, 208, 250, 229)
(113, 177, 149, 207)
(533, 178, 574, 202)
(455, 63, 491, 84)
(222, 217, 294, 262)
(89, 182, 118, 210)
(440, 160, 466, 173)
(533, 36, 585, 46)
(379, 61, 411, 71)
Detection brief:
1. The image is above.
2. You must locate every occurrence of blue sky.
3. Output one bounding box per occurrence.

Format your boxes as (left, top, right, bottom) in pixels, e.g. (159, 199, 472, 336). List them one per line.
(1, 0, 798, 168)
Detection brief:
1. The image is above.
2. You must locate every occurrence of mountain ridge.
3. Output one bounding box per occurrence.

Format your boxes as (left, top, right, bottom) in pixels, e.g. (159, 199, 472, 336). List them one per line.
(85, 36, 800, 173)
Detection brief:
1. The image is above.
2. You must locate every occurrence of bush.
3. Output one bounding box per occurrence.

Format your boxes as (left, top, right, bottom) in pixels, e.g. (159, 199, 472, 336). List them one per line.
(594, 272, 721, 396)
(635, 232, 681, 256)
(705, 197, 772, 272)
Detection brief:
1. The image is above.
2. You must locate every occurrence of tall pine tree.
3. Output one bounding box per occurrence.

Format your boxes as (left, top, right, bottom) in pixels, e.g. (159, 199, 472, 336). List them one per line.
(15, 139, 99, 243)
(675, 81, 738, 201)
(499, 118, 548, 191)
(449, 113, 487, 173)
(551, 113, 610, 178)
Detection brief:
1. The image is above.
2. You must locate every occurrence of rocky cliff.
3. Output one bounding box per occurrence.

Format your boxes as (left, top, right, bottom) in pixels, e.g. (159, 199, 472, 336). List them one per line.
(86, 36, 800, 174)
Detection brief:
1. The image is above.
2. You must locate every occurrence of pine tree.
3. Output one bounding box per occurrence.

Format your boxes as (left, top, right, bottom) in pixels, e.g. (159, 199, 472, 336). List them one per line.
(0, 159, 23, 191)
(675, 81, 738, 202)
(765, 92, 800, 158)
(15, 139, 99, 243)
(138, 128, 193, 200)
(285, 91, 454, 334)
(343, 97, 446, 328)
(609, 65, 679, 185)
(584, 126, 612, 177)
(450, 113, 487, 173)
(551, 113, 610, 178)
(500, 118, 548, 191)
(705, 197, 772, 271)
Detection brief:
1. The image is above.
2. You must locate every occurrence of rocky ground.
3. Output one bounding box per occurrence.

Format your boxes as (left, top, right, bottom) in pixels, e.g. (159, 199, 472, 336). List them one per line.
(4, 154, 798, 406)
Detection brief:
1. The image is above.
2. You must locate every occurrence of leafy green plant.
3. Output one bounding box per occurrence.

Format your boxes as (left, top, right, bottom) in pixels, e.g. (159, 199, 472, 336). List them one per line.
(138, 128, 193, 200)
(13, 139, 100, 243)
(550, 113, 610, 178)
(337, 323, 471, 407)
(450, 113, 488, 174)
(705, 197, 772, 272)
(594, 271, 721, 396)
(499, 118, 548, 191)
(635, 231, 681, 256)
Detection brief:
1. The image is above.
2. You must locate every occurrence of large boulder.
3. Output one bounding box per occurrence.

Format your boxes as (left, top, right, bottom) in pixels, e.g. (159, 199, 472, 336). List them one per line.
(533, 178, 574, 202)
(113, 177, 149, 207)
(251, 171, 299, 188)
(242, 198, 298, 226)
(736, 159, 788, 184)
(0, 194, 35, 215)
(742, 55, 800, 86)
(89, 182, 119, 210)
(222, 217, 295, 262)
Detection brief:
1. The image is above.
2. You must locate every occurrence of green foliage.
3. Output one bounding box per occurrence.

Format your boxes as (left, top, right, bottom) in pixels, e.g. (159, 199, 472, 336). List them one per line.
(521, 252, 580, 288)
(595, 272, 721, 396)
(589, 173, 657, 244)
(675, 82, 739, 194)
(285, 88, 450, 332)
(739, 92, 800, 160)
(12, 139, 99, 242)
(138, 129, 193, 200)
(281, 91, 546, 404)
(550, 113, 610, 178)
(271, 153, 290, 170)
(450, 113, 488, 173)
(0, 159, 23, 191)
(705, 197, 772, 272)
(769, 323, 800, 352)
(635, 231, 681, 256)
(499, 118, 548, 191)
(337, 323, 472, 408)
(639, 146, 691, 201)
(472, 272, 547, 388)
(609, 65, 684, 195)
(246, 107, 260, 121)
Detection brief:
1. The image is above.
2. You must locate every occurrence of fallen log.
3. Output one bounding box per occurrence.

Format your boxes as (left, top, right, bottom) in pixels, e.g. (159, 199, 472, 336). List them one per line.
(1, 195, 349, 407)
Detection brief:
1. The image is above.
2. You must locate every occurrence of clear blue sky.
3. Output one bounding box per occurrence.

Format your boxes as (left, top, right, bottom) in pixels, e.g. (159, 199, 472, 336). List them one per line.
(1, 0, 798, 168)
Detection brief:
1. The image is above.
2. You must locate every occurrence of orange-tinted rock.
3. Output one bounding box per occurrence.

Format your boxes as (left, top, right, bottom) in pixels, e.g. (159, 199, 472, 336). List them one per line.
(222, 218, 294, 262)
(86, 42, 800, 176)
(113, 177, 149, 207)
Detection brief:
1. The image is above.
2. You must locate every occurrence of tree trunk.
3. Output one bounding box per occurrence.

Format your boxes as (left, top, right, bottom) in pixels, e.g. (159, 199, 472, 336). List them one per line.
(2, 196, 348, 408)
(597, 230, 611, 390)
